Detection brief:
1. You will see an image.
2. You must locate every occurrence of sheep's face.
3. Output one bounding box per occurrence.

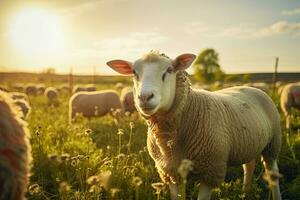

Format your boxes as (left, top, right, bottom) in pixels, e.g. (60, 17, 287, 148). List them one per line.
(107, 52, 196, 117)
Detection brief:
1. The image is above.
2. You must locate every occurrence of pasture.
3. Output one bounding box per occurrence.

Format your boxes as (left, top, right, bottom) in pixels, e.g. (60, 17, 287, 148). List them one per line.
(1, 77, 300, 200)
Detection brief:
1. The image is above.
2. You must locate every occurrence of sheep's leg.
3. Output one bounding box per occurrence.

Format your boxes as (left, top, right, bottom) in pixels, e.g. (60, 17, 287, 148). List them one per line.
(242, 159, 256, 191)
(169, 183, 180, 200)
(263, 159, 282, 200)
(197, 183, 212, 200)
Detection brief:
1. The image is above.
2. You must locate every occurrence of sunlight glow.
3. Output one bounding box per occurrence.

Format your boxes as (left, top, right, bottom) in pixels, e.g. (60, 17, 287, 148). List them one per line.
(9, 8, 65, 57)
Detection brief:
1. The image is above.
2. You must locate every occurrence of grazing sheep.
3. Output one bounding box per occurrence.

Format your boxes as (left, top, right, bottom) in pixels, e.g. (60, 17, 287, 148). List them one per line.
(72, 85, 86, 93)
(13, 99, 31, 120)
(69, 90, 122, 122)
(25, 84, 37, 96)
(36, 84, 46, 95)
(115, 82, 124, 90)
(9, 92, 29, 102)
(85, 84, 97, 92)
(280, 83, 300, 129)
(59, 84, 70, 93)
(120, 87, 136, 113)
(107, 51, 282, 200)
(11, 84, 24, 92)
(0, 91, 32, 200)
(44, 87, 59, 105)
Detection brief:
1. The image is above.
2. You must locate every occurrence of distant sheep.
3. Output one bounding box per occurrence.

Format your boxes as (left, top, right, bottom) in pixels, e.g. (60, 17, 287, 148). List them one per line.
(107, 51, 282, 200)
(25, 84, 37, 96)
(120, 87, 136, 113)
(36, 84, 46, 95)
(0, 91, 32, 200)
(13, 99, 31, 120)
(280, 83, 300, 129)
(11, 84, 24, 92)
(69, 90, 122, 122)
(10, 92, 29, 102)
(44, 87, 59, 105)
(85, 84, 97, 92)
(59, 84, 70, 93)
(72, 85, 86, 93)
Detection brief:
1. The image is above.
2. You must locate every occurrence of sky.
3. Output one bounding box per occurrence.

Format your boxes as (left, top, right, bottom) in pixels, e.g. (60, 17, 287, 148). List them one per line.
(0, 0, 299, 75)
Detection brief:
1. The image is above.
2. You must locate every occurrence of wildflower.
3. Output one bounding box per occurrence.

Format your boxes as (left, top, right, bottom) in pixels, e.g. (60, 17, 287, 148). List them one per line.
(99, 170, 112, 190)
(59, 181, 71, 193)
(151, 182, 165, 194)
(129, 121, 135, 129)
(87, 175, 100, 185)
(110, 188, 120, 198)
(116, 153, 126, 160)
(60, 153, 70, 161)
(107, 145, 111, 150)
(263, 170, 283, 188)
(85, 128, 93, 135)
(28, 183, 41, 195)
(117, 128, 124, 135)
(71, 158, 79, 167)
(178, 159, 194, 180)
(132, 176, 143, 187)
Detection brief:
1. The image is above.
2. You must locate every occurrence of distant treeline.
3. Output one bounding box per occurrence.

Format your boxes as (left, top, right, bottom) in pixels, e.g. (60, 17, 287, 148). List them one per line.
(0, 72, 299, 84)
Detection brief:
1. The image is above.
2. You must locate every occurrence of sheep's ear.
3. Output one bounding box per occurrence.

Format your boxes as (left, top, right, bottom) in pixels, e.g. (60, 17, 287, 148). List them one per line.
(172, 54, 196, 71)
(106, 60, 133, 75)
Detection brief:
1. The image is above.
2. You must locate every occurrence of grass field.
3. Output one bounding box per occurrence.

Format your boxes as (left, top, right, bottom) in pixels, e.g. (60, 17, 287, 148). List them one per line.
(2, 80, 300, 200)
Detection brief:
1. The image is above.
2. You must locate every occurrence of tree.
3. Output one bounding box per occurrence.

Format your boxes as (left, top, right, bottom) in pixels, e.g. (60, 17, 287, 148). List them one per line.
(193, 48, 223, 83)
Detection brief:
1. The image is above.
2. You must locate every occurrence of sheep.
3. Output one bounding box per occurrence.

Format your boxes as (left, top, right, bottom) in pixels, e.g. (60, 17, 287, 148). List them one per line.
(9, 92, 29, 102)
(11, 84, 24, 92)
(36, 84, 46, 95)
(0, 91, 32, 200)
(69, 90, 122, 123)
(44, 87, 59, 105)
(59, 84, 70, 93)
(25, 84, 37, 96)
(72, 85, 86, 93)
(85, 84, 97, 92)
(280, 83, 300, 129)
(13, 98, 31, 120)
(107, 51, 282, 200)
(120, 87, 136, 113)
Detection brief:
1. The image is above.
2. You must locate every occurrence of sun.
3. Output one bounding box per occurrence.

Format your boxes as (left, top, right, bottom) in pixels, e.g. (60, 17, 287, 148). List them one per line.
(9, 8, 65, 57)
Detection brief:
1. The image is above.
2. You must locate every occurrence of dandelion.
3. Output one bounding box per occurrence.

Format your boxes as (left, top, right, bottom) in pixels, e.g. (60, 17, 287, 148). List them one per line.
(128, 122, 135, 154)
(178, 159, 194, 200)
(87, 175, 100, 185)
(60, 153, 70, 162)
(85, 128, 93, 135)
(28, 183, 41, 195)
(98, 170, 112, 190)
(71, 158, 79, 167)
(152, 182, 165, 200)
(132, 176, 143, 200)
(110, 188, 120, 199)
(59, 181, 71, 193)
(117, 129, 124, 154)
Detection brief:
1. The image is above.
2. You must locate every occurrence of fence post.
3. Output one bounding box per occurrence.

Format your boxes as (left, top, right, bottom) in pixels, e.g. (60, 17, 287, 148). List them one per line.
(272, 57, 279, 94)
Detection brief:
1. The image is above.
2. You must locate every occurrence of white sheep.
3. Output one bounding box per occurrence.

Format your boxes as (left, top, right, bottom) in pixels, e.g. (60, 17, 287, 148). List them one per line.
(36, 84, 46, 95)
(85, 84, 97, 92)
(13, 98, 31, 120)
(107, 51, 282, 200)
(72, 85, 87, 93)
(120, 87, 136, 113)
(69, 90, 122, 123)
(44, 87, 59, 105)
(25, 84, 37, 96)
(0, 91, 32, 200)
(280, 83, 300, 129)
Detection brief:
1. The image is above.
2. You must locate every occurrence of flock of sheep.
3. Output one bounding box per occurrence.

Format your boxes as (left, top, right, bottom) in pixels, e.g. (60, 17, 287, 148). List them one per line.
(0, 51, 300, 199)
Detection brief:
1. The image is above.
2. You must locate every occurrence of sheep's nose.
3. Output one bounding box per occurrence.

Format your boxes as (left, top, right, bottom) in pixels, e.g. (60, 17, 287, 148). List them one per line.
(138, 93, 154, 103)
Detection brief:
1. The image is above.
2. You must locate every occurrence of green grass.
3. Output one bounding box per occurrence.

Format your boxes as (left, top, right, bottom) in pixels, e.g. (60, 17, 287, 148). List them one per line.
(8, 84, 299, 199)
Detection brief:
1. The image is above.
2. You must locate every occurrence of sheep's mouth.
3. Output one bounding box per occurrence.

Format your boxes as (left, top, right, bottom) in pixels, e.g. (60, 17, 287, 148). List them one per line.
(139, 105, 158, 115)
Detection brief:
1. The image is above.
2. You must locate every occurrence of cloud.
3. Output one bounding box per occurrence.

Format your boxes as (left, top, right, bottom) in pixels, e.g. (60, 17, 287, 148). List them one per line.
(281, 8, 300, 16)
(254, 21, 300, 37)
(58, 0, 101, 17)
(219, 21, 300, 38)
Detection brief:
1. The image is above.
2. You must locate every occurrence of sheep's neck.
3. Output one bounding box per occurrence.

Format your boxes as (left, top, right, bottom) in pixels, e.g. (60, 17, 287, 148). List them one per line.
(147, 71, 191, 135)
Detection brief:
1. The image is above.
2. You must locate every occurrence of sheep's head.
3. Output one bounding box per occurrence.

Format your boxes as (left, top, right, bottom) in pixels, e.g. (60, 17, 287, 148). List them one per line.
(107, 51, 196, 117)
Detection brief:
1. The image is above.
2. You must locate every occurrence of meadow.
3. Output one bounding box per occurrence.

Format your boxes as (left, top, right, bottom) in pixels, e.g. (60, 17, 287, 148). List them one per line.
(2, 78, 300, 200)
